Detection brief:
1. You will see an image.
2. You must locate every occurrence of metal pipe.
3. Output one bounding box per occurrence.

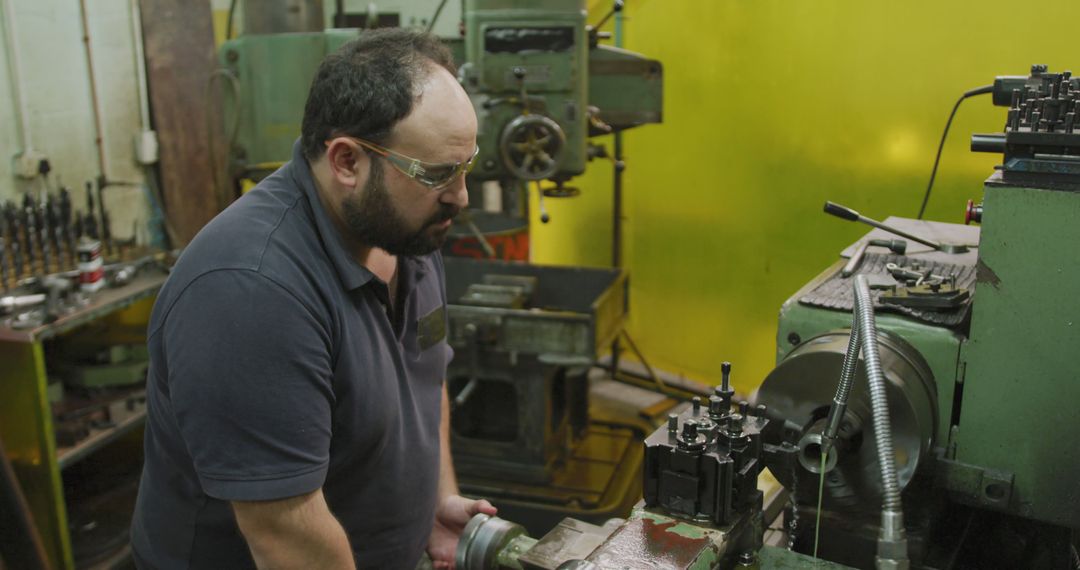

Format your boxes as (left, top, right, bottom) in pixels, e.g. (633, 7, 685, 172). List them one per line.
(608, 1, 627, 374)
(426, 0, 451, 33)
(78, 0, 109, 182)
(130, 0, 151, 131)
(611, 0, 625, 268)
(1, 0, 32, 150)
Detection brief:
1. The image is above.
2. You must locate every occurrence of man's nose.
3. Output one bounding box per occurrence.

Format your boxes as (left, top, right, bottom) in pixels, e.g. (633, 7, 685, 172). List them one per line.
(440, 176, 469, 209)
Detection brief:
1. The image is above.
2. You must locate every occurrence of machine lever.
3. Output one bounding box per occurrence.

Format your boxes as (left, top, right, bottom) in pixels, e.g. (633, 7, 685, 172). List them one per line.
(454, 324, 482, 408)
(823, 201, 967, 254)
(458, 211, 497, 259)
(592, 0, 624, 32)
(823, 201, 860, 221)
(536, 182, 551, 224)
(514, 67, 531, 115)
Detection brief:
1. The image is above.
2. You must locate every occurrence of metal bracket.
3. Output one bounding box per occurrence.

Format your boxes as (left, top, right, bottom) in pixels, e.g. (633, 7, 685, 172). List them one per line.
(935, 455, 1015, 511)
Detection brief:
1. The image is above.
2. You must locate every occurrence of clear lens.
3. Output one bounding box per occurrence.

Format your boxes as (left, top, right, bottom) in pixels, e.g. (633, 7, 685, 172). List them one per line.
(421, 165, 458, 187)
(349, 137, 479, 191)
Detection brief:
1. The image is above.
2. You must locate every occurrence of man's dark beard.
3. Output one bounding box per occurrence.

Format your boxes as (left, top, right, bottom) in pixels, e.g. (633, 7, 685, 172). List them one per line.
(341, 159, 460, 257)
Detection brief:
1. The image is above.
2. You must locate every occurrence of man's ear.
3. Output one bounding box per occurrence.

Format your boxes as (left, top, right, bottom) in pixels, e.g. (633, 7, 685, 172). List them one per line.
(325, 138, 369, 188)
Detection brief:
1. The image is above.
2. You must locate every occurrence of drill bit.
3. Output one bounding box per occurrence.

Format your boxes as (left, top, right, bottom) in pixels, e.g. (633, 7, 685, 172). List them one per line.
(37, 196, 53, 273)
(97, 181, 112, 258)
(46, 193, 63, 271)
(22, 194, 42, 275)
(3, 202, 24, 278)
(73, 212, 84, 242)
(59, 187, 76, 268)
(0, 213, 10, 292)
(84, 181, 99, 240)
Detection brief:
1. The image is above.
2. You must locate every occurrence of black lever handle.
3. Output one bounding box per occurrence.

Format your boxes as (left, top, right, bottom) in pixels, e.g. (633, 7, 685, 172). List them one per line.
(824, 201, 860, 222)
(822, 200, 967, 253)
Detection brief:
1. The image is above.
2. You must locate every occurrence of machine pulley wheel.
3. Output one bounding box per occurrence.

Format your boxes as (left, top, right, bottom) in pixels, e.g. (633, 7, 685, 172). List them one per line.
(499, 114, 566, 181)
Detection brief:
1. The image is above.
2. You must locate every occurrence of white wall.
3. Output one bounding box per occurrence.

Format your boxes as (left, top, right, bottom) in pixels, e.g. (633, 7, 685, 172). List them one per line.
(0, 0, 458, 247)
(0, 0, 149, 243)
(208, 0, 462, 38)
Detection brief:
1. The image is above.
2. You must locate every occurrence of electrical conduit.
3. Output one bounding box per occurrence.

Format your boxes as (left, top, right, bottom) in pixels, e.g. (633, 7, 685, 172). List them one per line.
(1, 0, 32, 151)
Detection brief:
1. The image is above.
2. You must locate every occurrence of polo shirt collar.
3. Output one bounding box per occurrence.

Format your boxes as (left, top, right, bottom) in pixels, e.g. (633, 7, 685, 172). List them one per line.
(287, 139, 375, 291)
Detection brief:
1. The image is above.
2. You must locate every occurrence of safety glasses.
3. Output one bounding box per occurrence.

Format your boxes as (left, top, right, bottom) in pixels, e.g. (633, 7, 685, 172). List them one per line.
(334, 136, 479, 191)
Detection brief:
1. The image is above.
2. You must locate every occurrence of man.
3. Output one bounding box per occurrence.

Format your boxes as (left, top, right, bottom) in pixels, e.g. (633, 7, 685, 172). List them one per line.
(132, 28, 495, 569)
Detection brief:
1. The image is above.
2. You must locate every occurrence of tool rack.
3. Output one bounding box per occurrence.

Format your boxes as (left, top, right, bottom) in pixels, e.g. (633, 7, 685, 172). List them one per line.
(0, 271, 166, 569)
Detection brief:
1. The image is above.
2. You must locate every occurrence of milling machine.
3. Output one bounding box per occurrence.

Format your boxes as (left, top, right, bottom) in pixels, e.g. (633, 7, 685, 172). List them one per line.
(218, 0, 661, 245)
(445, 0, 661, 261)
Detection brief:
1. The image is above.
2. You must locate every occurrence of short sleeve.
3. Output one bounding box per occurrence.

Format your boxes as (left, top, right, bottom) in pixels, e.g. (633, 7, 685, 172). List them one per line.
(162, 269, 334, 501)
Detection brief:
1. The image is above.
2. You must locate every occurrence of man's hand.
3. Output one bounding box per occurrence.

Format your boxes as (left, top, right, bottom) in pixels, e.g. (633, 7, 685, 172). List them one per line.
(427, 494, 497, 569)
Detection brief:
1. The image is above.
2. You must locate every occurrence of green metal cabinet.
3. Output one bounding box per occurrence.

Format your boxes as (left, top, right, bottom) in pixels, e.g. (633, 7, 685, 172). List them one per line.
(955, 176, 1080, 528)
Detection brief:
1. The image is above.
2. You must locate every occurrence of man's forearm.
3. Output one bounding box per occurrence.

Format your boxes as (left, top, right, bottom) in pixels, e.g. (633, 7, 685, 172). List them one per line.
(233, 489, 355, 569)
(437, 383, 459, 502)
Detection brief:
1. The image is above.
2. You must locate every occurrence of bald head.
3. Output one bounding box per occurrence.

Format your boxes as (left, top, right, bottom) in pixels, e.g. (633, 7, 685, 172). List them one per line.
(388, 64, 477, 164)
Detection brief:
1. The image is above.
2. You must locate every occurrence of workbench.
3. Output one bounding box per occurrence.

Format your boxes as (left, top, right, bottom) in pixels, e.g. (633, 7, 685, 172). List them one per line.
(0, 271, 166, 569)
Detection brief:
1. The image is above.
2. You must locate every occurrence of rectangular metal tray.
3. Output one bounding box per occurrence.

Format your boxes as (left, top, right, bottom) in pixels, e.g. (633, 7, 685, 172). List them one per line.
(443, 258, 627, 363)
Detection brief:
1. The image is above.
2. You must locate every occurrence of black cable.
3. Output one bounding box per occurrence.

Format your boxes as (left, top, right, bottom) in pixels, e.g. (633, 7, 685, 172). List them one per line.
(916, 84, 993, 219)
(225, 0, 238, 40)
(426, 0, 450, 33)
(621, 330, 665, 390)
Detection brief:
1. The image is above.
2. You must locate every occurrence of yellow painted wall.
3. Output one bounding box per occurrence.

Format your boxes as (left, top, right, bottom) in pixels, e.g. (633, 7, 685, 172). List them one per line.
(529, 0, 1080, 393)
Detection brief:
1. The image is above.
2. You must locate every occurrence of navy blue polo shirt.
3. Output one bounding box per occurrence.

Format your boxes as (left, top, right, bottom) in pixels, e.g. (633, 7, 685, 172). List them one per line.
(132, 140, 452, 569)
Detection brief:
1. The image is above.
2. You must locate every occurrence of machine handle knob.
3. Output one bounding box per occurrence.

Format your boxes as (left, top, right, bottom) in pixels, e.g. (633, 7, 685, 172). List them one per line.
(824, 201, 860, 222)
(681, 419, 699, 442)
(965, 199, 983, 225)
(868, 238, 908, 255)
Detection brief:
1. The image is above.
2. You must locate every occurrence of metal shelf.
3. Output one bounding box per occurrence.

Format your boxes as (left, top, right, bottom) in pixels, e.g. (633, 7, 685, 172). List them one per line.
(57, 405, 146, 471)
(0, 271, 168, 343)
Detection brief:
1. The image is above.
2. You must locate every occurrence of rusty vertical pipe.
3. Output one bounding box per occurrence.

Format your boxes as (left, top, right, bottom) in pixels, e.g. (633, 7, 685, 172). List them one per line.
(78, 0, 109, 184)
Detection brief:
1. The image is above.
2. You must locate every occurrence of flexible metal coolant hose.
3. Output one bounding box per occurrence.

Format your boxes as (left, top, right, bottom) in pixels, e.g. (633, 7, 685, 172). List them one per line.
(821, 318, 860, 456)
(852, 275, 902, 513)
(855, 275, 908, 568)
(820, 275, 908, 568)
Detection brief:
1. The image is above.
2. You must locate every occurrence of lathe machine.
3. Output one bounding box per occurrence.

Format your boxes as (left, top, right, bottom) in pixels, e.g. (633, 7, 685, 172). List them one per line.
(450, 65, 1080, 569)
